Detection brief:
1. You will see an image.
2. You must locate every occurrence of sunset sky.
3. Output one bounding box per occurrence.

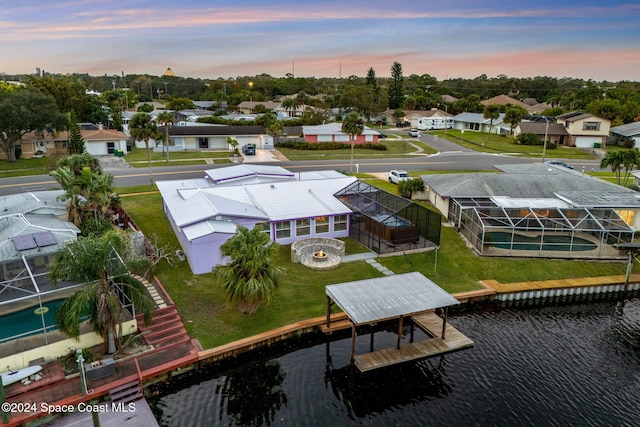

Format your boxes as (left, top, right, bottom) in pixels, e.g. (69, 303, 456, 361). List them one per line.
(2, 0, 639, 81)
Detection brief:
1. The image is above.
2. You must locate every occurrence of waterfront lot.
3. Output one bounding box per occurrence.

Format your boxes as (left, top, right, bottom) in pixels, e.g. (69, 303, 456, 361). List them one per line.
(121, 178, 633, 349)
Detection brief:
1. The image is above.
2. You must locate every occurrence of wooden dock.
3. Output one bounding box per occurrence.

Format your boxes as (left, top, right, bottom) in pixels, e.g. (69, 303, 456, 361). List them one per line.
(353, 312, 474, 372)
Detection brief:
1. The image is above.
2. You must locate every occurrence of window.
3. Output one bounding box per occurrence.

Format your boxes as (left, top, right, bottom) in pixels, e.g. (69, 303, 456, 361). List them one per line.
(296, 219, 310, 236)
(198, 137, 209, 149)
(334, 215, 348, 232)
(275, 221, 291, 239)
(616, 209, 635, 227)
(107, 142, 115, 154)
(315, 216, 329, 234)
(583, 122, 600, 131)
(254, 222, 271, 235)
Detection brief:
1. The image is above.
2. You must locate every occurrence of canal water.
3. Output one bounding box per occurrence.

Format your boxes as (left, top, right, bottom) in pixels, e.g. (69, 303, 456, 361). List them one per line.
(149, 298, 640, 426)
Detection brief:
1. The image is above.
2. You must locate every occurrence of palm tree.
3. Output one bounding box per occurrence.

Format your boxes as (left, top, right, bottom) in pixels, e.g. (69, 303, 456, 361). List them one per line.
(49, 231, 155, 354)
(156, 111, 174, 162)
(342, 112, 365, 173)
(621, 149, 640, 187)
(483, 104, 501, 147)
(50, 166, 84, 226)
(129, 113, 158, 186)
(213, 226, 284, 314)
(503, 106, 527, 137)
(50, 157, 119, 230)
(600, 150, 625, 185)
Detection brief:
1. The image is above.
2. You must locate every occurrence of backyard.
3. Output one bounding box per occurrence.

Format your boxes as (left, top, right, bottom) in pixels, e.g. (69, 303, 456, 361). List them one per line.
(120, 176, 634, 349)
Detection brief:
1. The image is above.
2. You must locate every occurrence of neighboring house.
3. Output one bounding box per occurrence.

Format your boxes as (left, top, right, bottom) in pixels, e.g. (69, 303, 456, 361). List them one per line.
(193, 101, 219, 111)
(82, 129, 128, 156)
(156, 164, 356, 274)
(526, 102, 553, 115)
(14, 128, 127, 158)
(481, 94, 530, 109)
(514, 121, 569, 145)
(481, 94, 550, 115)
(147, 125, 272, 152)
(377, 109, 451, 128)
(611, 122, 640, 148)
(452, 112, 506, 133)
(556, 112, 610, 148)
(302, 123, 381, 144)
(440, 94, 459, 104)
(237, 101, 282, 115)
(175, 109, 216, 122)
(0, 191, 80, 302)
(420, 164, 639, 259)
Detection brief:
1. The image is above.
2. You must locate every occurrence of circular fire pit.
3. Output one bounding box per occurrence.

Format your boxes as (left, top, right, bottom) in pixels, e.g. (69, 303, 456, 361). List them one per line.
(313, 250, 328, 262)
(292, 238, 344, 270)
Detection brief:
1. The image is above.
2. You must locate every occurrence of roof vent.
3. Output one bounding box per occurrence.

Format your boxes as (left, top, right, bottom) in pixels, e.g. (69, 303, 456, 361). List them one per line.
(270, 184, 275, 189)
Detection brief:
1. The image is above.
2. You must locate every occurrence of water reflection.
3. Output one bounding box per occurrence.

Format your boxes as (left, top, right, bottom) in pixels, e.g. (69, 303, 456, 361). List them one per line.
(150, 299, 640, 427)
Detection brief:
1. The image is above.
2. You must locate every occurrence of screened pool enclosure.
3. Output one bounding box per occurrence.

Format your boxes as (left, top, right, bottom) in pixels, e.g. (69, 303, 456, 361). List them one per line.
(450, 198, 633, 259)
(335, 181, 441, 254)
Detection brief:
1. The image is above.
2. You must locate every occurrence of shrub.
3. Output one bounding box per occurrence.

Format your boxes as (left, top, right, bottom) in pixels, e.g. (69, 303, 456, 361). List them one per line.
(275, 141, 387, 151)
(516, 133, 541, 146)
(398, 178, 424, 199)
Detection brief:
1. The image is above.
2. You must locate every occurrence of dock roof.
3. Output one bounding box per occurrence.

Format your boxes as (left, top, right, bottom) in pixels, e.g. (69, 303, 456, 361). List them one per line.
(326, 272, 459, 325)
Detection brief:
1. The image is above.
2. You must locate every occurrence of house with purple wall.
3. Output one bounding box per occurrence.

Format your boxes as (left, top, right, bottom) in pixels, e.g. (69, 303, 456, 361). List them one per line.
(156, 164, 357, 274)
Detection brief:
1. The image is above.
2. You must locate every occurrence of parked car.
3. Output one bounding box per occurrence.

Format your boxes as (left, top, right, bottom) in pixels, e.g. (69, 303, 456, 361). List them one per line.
(242, 144, 256, 155)
(408, 129, 421, 138)
(378, 133, 388, 139)
(544, 160, 574, 169)
(388, 170, 411, 184)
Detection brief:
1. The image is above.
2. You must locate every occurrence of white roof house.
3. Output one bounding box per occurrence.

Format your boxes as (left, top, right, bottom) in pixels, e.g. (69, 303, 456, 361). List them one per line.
(156, 165, 357, 274)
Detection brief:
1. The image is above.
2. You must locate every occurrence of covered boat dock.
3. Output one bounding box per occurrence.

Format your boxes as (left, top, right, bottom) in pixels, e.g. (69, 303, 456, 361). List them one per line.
(325, 272, 474, 372)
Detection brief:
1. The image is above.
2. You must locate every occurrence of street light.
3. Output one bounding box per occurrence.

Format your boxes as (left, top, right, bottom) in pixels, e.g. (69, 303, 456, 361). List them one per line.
(541, 116, 550, 163)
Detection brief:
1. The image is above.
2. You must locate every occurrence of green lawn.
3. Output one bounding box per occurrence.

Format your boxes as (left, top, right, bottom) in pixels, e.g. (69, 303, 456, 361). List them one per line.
(276, 138, 435, 160)
(0, 156, 57, 177)
(124, 146, 233, 167)
(120, 177, 635, 348)
(431, 130, 597, 160)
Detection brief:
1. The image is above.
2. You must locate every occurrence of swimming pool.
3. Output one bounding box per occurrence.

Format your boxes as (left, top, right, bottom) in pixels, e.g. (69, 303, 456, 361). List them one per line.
(485, 232, 597, 252)
(0, 299, 67, 343)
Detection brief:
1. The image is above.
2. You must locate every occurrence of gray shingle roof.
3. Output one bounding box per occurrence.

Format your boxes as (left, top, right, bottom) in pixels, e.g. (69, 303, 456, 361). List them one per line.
(169, 125, 265, 136)
(422, 164, 637, 205)
(611, 122, 640, 137)
(518, 122, 569, 136)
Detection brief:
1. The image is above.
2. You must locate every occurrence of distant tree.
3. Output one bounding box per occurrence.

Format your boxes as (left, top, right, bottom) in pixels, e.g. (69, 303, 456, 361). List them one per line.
(27, 75, 102, 123)
(129, 113, 159, 186)
(137, 103, 154, 113)
(214, 226, 284, 314)
(392, 109, 405, 125)
(166, 97, 195, 111)
(0, 89, 67, 162)
(388, 62, 405, 109)
(68, 110, 86, 154)
(482, 104, 501, 146)
(342, 111, 365, 173)
(255, 112, 285, 142)
(503, 106, 527, 137)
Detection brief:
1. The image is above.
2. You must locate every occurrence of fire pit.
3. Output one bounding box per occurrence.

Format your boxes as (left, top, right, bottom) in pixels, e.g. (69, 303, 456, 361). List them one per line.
(313, 249, 328, 262)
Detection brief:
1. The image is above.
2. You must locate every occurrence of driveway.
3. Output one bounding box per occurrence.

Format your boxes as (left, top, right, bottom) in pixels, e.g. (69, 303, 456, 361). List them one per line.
(420, 133, 474, 153)
(241, 149, 287, 163)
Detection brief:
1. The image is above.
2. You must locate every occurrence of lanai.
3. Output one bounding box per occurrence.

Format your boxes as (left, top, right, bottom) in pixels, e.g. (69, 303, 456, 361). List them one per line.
(325, 272, 473, 372)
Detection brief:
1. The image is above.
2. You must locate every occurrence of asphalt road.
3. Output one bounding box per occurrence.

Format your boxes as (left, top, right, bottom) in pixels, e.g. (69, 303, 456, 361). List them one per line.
(0, 134, 605, 196)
